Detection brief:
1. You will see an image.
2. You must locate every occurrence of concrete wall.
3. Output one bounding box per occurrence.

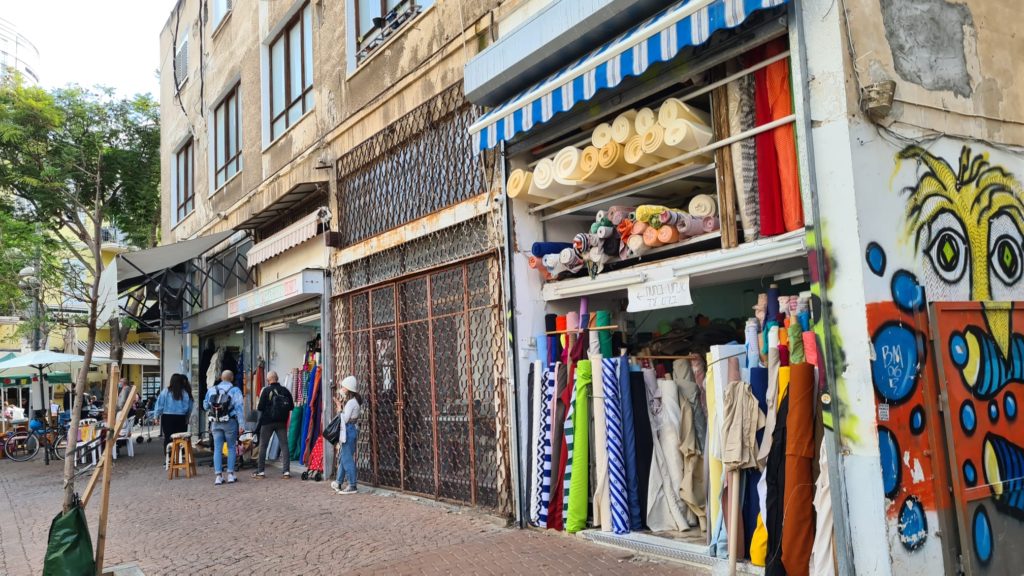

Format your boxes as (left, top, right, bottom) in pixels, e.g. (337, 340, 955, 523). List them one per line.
(802, 1, 1024, 573)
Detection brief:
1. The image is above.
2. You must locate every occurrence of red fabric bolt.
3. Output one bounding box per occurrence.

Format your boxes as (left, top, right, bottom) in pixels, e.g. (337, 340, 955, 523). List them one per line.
(753, 50, 785, 237)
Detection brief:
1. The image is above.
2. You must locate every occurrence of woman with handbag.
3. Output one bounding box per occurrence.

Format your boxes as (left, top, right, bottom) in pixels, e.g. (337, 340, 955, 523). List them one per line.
(330, 376, 362, 495)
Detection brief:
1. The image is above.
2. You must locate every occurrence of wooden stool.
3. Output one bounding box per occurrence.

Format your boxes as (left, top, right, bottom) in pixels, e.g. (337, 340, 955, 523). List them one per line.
(168, 433, 196, 480)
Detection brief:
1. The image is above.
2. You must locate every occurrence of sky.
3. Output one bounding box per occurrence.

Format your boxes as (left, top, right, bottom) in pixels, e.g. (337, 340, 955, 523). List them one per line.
(1, 0, 178, 97)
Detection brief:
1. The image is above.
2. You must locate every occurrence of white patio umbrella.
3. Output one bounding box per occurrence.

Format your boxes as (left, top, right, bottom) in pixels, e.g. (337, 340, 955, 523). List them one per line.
(0, 351, 110, 415)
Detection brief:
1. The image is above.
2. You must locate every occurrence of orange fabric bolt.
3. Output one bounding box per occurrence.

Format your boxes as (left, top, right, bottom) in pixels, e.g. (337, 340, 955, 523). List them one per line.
(643, 226, 663, 247)
(617, 218, 634, 238)
(764, 39, 803, 232)
(657, 224, 680, 244)
(782, 362, 816, 576)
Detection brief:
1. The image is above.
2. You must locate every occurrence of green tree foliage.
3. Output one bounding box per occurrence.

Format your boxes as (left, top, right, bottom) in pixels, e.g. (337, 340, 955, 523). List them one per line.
(0, 78, 160, 511)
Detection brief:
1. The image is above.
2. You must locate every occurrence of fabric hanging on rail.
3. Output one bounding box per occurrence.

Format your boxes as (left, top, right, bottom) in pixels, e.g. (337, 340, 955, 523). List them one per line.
(594, 310, 614, 357)
(782, 363, 816, 576)
(561, 378, 578, 525)
(537, 366, 557, 528)
(288, 405, 304, 461)
(528, 361, 544, 526)
(753, 52, 785, 237)
(603, 357, 630, 534)
(763, 39, 803, 233)
(627, 366, 652, 529)
(721, 378, 764, 471)
(811, 440, 836, 576)
(757, 327, 783, 468)
(591, 354, 612, 531)
(765, 389, 790, 576)
(643, 369, 690, 532)
(706, 350, 724, 546)
(547, 362, 569, 530)
(727, 61, 760, 242)
(674, 359, 707, 531)
(567, 360, 592, 533)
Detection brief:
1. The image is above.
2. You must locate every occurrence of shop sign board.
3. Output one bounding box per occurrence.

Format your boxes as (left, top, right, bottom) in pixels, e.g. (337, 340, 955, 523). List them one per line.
(627, 276, 692, 312)
(227, 270, 323, 318)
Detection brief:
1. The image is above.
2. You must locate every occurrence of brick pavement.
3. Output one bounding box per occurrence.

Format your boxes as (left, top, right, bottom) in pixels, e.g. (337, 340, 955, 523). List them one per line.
(0, 441, 705, 575)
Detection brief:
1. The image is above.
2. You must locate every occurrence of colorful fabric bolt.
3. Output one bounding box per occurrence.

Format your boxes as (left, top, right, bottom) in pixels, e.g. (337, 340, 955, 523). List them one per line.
(566, 360, 591, 533)
(603, 356, 630, 534)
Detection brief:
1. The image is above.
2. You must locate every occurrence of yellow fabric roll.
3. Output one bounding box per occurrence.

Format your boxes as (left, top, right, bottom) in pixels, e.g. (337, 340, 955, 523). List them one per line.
(611, 110, 638, 144)
(750, 514, 768, 566)
(624, 135, 658, 167)
(597, 142, 633, 174)
(634, 205, 670, 227)
(635, 107, 657, 135)
(532, 157, 577, 196)
(640, 125, 679, 160)
(778, 366, 791, 408)
(663, 119, 713, 152)
(553, 146, 587, 185)
(658, 98, 711, 127)
(578, 146, 616, 183)
(591, 123, 613, 148)
(506, 169, 554, 205)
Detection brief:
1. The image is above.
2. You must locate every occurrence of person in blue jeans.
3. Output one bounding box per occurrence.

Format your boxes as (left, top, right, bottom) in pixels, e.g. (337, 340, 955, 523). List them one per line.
(204, 370, 245, 486)
(331, 375, 362, 495)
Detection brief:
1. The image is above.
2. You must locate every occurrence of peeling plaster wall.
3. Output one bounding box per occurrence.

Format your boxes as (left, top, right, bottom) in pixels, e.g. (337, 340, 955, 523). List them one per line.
(844, 0, 1024, 146)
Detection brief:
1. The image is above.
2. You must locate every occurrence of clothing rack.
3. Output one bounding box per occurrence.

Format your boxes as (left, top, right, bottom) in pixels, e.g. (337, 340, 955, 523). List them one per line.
(545, 325, 620, 335)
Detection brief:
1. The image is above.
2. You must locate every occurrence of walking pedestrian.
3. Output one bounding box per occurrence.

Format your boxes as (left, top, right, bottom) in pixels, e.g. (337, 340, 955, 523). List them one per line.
(153, 374, 194, 450)
(204, 370, 245, 485)
(331, 376, 362, 495)
(252, 371, 294, 479)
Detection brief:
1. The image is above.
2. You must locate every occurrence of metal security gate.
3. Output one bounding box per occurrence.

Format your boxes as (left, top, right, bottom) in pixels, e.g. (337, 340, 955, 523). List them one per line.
(333, 256, 510, 512)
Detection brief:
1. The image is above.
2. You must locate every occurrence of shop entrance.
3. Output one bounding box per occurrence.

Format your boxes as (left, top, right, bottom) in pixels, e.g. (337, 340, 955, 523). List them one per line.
(334, 257, 511, 511)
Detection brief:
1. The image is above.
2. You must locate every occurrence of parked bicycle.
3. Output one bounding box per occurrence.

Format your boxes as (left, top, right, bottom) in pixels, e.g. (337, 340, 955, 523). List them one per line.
(3, 421, 69, 463)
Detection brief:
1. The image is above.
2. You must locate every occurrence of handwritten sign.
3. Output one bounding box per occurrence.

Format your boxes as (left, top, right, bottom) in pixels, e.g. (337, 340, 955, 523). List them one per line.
(627, 276, 692, 312)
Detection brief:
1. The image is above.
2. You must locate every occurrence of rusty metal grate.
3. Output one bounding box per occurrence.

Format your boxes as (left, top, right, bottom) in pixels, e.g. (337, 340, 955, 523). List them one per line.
(331, 257, 510, 514)
(334, 83, 497, 247)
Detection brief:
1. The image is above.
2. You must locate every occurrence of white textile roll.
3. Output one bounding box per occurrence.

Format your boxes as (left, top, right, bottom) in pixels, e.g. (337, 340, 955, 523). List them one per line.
(611, 110, 638, 144)
(579, 146, 616, 183)
(663, 119, 713, 152)
(658, 98, 711, 127)
(553, 146, 587, 185)
(533, 157, 577, 196)
(688, 193, 718, 217)
(592, 123, 613, 149)
(634, 107, 657, 136)
(624, 135, 658, 167)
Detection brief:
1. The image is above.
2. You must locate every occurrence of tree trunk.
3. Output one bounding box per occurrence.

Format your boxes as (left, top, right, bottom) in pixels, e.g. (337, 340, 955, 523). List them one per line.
(110, 316, 124, 368)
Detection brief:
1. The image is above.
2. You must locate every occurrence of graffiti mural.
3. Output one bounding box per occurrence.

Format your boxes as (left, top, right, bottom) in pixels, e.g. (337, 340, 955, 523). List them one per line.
(866, 143, 1024, 574)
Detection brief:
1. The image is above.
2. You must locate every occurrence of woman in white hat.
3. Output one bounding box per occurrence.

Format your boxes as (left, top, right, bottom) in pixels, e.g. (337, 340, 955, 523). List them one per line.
(331, 375, 362, 494)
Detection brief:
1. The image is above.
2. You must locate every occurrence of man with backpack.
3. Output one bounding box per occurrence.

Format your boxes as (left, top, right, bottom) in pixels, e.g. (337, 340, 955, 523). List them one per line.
(253, 371, 294, 479)
(204, 370, 245, 485)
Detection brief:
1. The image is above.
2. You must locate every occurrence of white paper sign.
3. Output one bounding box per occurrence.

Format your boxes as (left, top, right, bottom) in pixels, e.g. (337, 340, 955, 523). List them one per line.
(627, 276, 692, 312)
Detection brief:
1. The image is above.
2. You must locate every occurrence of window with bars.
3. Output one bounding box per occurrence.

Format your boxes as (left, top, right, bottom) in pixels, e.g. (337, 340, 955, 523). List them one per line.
(268, 4, 314, 141)
(211, 0, 232, 29)
(174, 32, 188, 87)
(213, 85, 241, 190)
(353, 0, 427, 63)
(173, 139, 194, 224)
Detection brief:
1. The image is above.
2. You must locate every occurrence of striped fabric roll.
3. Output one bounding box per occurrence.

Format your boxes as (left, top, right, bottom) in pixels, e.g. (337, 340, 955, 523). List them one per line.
(537, 366, 556, 527)
(529, 362, 544, 526)
(561, 382, 577, 524)
(603, 357, 630, 534)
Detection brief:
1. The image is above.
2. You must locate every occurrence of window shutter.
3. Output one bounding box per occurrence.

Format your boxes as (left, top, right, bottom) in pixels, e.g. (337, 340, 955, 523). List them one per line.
(174, 38, 188, 86)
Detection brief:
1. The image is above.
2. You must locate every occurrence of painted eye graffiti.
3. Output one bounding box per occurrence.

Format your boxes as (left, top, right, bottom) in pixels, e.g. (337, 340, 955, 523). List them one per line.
(926, 228, 968, 283)
(990, 235, 1022, 286)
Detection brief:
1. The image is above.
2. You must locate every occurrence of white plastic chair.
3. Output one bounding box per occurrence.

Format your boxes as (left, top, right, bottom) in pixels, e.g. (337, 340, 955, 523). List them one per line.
(113, 416, 136, 460)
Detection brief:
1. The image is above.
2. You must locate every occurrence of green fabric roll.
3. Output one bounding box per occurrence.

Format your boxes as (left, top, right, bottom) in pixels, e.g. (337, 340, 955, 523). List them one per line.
(288, 405, 305, 460)
(566, 360, 592, 533)
(594, 310, 613, 358)
(788, 320, 805, 364)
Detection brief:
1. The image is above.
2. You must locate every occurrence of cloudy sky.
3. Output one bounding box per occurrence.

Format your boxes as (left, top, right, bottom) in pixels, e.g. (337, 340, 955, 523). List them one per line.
(2, 0, 177, 97)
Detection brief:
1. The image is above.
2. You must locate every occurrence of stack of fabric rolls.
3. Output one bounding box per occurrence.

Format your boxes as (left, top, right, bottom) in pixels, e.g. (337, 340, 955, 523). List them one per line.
(506, 97, 714, 206)
(528, 197, 721, 280)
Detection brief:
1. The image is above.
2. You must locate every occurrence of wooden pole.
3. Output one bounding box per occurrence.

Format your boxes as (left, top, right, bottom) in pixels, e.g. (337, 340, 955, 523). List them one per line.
(728, 468, 741, 576)
(81, 386, 137, 508)
(94, 364, 119, 576)
(711, 81, 739, 249)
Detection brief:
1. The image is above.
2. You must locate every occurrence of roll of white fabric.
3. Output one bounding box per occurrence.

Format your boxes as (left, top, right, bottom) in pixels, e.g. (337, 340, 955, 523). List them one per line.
(634, 107, 657, 136)
(658, 98, 711, 127)
(688, 193, 718, 217)
(592, 123, 614, 148)
(663, 119, 713, 151)
(611, 110, 638, 144)
(553, 146, 587, 185)
(532, 157, 577, 196)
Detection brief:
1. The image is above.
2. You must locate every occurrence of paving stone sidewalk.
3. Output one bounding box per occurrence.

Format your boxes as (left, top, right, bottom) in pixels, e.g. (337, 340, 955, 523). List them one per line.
(0, 441, 703, 575)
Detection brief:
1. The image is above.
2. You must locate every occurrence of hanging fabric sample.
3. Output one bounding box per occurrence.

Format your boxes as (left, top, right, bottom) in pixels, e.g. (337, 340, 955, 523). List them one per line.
(528, 361, 544, 526)
(590, 354, 612, 531)
(603, 357, 630, 534)
(811, 441, 836, 576)
(752, 52, 785, 237)
(628, 367, 654, 529)
(547, 362, 569, 530)
(727, 61, 760, 242)
(537, 366, 557, 528)
(782, 363, 816, 576)
(643, 368, 690, 532)
(763, 39, 803, 232)
(674, 359, 707, 531)
(566, 360, 592, 533)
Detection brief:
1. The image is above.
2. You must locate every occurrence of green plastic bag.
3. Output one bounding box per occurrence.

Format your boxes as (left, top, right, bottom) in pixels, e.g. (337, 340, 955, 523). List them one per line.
(42, 504, 95, 576)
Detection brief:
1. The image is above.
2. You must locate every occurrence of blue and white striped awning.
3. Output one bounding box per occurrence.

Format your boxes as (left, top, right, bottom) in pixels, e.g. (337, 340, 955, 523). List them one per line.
(469, 0, 788, 151)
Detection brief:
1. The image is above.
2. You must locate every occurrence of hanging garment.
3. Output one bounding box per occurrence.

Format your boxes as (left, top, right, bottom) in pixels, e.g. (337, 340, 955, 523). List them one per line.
(706, 350, 724, 545)
(288, 405, 304, 461)
(629, 367, 654, 529)
(757, 327, 783, 468)
(674, 360, 707, 531)
(644, 369, 691, 532)
(753, 54, 785, 237)
(528, 362, 544, 526)
(603, 357, 630, 534)
(750, 513, 769, 566)
(782, 363, 816, 576)
(811, 440, 836, 576)
(566, 360, 592, 533)
(742, 468, 762, 561)
(590, 354, 612, 531)
(728, 68, 760, 242)
(537, 366, 557, 528)
(765, 394, 789, 576)
(547, 362, 568, 530)
(721, 380, 765, 470)
(763, 39, 803, 232)
(560, 371, 578, 528)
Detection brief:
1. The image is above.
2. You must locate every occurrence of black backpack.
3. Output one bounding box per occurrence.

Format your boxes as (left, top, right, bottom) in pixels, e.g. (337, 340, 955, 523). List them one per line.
(209, 385, 234, 422)
(266, 388, 291, 422)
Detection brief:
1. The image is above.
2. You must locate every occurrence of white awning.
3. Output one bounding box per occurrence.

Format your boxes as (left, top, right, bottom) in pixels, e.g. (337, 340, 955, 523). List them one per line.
(117, 230, 235, 286)
(77, 341, 160, 366)
(246, 210, 322, 268)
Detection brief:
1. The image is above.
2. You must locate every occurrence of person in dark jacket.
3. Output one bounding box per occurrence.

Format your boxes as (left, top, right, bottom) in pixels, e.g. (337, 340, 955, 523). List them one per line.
(252, 371, 294, 479)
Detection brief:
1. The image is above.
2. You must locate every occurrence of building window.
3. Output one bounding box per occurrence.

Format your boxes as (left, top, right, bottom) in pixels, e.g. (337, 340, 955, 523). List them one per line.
(205, 241, 253, 308)
(141, 365, 161, 404)
(174, 32, 189, 87)
(173, 139, 194, 223)
(354, 0, 425, 63)
(213, 86, 241, 190)
(211, 0, 232, 29)
(268, 4, 313, 141)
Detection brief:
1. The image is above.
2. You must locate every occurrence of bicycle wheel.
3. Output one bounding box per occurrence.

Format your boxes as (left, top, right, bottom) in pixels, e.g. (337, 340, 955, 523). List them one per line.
(4, 433, 40, 461)
(51, 432, 68, 461)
